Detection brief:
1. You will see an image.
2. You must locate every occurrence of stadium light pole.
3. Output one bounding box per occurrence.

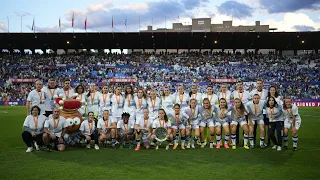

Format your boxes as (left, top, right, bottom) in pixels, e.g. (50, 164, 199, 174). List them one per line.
(15, 12, 30, 33)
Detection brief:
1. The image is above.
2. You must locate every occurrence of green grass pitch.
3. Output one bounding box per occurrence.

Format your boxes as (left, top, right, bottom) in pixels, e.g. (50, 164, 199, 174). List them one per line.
(0, 106, 319, 180)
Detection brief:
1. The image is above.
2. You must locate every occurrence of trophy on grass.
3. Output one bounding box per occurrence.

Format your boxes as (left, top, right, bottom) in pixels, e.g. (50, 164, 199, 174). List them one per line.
(154, 127, 168, 143)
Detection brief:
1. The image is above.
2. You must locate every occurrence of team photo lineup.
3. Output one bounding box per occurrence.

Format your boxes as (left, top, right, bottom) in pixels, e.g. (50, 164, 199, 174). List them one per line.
(23, 78, 301, 152)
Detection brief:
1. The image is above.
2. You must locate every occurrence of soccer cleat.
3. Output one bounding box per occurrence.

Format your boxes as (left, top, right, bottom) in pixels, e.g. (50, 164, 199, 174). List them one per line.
(26, 147, 33, 153)
(94, 144, 100, 150)
(224, 144, 230, 149)
(186, 144, 191, 149)
(34, 142, 39, 150)
(150, 141, 155, 146)
(135, 146, 141, 151)
(201, 144, 205, 148)
(293, 147, 297, 151)
(244, 145, 250, 150)
(181, 146, 185, 150)
(212, 142, 216, 146)
(277, 146, 282, 151)
(283, 146, 288, 150)
(173, 144, 178, 150)
(216, 144, 221, 149)
(86, 144, 91, 149)
(232, 145, 236, 150)
(191, 144, 196, 149)
(272, 145, 277, 149)
(165, 145, 170, 150)
(209, 143, 214, 149)
(155, 145, 159, 150)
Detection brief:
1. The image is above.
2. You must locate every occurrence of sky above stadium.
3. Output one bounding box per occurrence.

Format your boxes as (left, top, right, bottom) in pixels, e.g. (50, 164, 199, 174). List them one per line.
(0, 0, 319, 33)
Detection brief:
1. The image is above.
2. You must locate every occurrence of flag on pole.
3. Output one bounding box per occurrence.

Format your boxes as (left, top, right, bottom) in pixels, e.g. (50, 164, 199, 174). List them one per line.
(84, 16, 87, 30)
(124, 16, 127, 26)
(72, 12, 74, 27)
(31, 17, 35, 31)
(112, 16, 114, 28)
(59, 17, 61, 27)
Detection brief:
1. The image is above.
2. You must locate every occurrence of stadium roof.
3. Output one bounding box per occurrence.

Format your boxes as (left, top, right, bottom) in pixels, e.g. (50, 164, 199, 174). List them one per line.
(0, 32, 319, 50)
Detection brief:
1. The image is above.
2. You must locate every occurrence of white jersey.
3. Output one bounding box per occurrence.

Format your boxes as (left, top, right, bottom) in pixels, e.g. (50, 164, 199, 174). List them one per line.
(268, 96, 283, 106)
(111, 94, 124, 118)
(135, 117, 153, 129)
(230, 105, 248, 122)
(174, 93, 190, 109)
(85, 91, 101, 115)
(123, 94, 136, 114)
(202, 93, 219, 106)
(134, 97, 148, 114)
(76, 93, 86, 115)
(213, 105, 232, 122)
(152, 118, 171, 129)
(161, 95, 175, 113)
(266, 106, 284, 122)
(44, 115, 67, 137)
(217, 91, 231, 104)
(80, 120, 96, 135)
(167, 112, 189, 126)
(42, 87, 59, 111)
(147, 97, 162, 119)
(117, 120, 134, 134)
(250, 89, 268, 101)
(283, 105, 301, 123)
(232, 90, 251, 105)
(99, 93, 112, 115)
(56, 88, 74, 100)
(246, 101, 265, 121)
(27, 89, 47, 115)
(23, 115, 47, 134)
(184, 106, 201, 122)
(198, 106, 216, 121)
(190, 92, 202, 105)
(97, 117, 114, 133)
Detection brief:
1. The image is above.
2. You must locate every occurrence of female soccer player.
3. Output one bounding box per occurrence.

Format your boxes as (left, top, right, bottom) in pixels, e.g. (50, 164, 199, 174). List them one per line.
(161, 86, 175, 115)
(214, 98, 231, 149)
(111, 86, 125, 122)
(134, 109, 153, 151)
(135, 88, 148, 125)
(22, 105, 46, 152)
(168, 104, 189, 150)
(74, 84, 86, 115)
(80, 112, 99, 150)
(217, 84, 231, 104)
(283, 97, 301, 151)
(175, 85, 190, 110)
(230, 98, 251, 150)
(184, 99, 201, 148)
(151, 109, 173, 150)
(117, 112, 135, 148)
(97, 110, 116, 148)
(265, 97, 284, 151)
(202, 85, 218, 106)
(246, 94, 266, 149)
(147, 89, 162, 120)
(123, 85, 136, 125)
(86, 83, 100, 117)
(98, 85, 112, 118)
(199, 98, 216, 148)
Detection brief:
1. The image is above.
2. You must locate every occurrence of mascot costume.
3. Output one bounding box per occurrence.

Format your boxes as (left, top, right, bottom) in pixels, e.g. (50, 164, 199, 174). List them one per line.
(55, 93, 86, 146)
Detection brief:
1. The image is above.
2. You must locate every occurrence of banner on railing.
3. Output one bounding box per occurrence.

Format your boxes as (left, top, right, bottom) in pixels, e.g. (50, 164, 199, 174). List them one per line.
(211, 79, 237, 83)
(108, 78, 136, 83)
(11, 78, 38, 83)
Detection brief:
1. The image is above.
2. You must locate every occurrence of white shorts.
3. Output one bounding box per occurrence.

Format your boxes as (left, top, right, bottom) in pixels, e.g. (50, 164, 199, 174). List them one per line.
(231, 120, 247, 127)
(199, 120, 215, 127)
(284, 119, 301, 130)
(141, 131, 151, 142)
(172, 124, 186, 130)
(252, 119, 264, 125)
(215, 121, 229, 127)
(190, 120, 199, 129)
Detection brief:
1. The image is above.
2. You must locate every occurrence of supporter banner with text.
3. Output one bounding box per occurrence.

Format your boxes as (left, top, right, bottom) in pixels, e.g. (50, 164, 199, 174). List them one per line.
(108, 78, 136, 83)
(10, 78, 38, 83)
(211, 79, 237, 83)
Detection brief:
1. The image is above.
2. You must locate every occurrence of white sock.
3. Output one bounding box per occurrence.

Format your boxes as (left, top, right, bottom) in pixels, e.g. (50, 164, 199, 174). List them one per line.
(292, 136, 298, 147)
(244, 134, 249, 146)
(181, 136, 186, 146)
(136, 139, 140, 146)
(249, 136, 254, 146)
(260, 137, 265, 146)
(231, 134, 236, 146)
(283, 135, 289, 146)
(216, 134, 221, 144)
